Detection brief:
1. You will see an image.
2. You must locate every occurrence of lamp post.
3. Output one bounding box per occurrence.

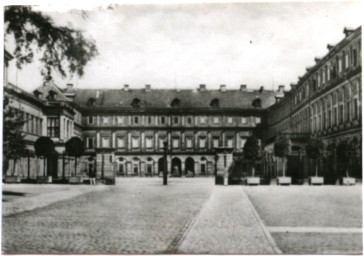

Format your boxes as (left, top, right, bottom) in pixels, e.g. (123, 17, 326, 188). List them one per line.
(163, 141, 168, 185)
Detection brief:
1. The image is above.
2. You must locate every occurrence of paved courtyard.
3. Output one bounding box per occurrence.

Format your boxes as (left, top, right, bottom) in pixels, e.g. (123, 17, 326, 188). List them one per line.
(2, 178, 362, 254)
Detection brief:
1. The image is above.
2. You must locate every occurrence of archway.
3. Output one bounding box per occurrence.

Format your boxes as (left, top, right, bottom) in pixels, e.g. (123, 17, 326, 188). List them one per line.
(200, 157, 207, 176)
(158, 157, 165, 176)
(117, 157, 125, 176)
(171, 158, 182, 177)
(146, 157, 154, 176)
(132, 157, 140, 176)
(185, 157, 195, 177)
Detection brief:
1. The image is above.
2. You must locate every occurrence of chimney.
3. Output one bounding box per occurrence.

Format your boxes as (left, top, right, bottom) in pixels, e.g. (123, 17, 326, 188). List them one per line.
(259, 86, 264, 93)
(145, 84, 151, 92)
(314, 57, 321, 63)
(327, 44, 334, 51)
(240, 84, 247, 91)
(278, 85, 285, 93)
(220, 84, 226, 92)
(343, 27, 355, 37)
(34, 90, 43, 99)
(199, 84, 206, 91)
(124, 84, 129, 91)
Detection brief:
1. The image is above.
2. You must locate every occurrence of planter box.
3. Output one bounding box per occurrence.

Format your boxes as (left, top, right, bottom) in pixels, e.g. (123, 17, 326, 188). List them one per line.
(5, 176, 21, 183)
(69, 176, 84, 184)
(342, 177, 356, 185)
(37, 176, 52, 184)
(247, 177, 260, 185)
(278, 176, 291, 185)
(310, 176, 324, 185)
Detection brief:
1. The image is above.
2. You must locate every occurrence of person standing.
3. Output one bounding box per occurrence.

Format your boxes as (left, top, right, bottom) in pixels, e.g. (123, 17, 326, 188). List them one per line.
(89, 165, 96, 185)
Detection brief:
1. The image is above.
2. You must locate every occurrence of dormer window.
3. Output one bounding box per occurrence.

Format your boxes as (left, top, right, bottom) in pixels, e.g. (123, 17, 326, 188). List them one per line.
(171, 98, 181, 107)
(252, 98, 262, 108)
(210, 98, 219, 108)
(47, 91, 56, 101)
(131, 98, 141, 108)
(87, 98, 96, 107)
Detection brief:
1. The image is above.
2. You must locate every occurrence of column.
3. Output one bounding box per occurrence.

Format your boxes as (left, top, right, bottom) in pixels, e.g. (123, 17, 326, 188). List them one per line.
(181, 161, 185, 176)
(112, 132, 116, 149)
(96, 132, 100, 148)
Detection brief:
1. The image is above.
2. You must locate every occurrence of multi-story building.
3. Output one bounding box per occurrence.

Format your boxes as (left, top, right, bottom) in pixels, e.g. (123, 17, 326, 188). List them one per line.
(3, 26, 361, 179)
(264, 26, 361, 151)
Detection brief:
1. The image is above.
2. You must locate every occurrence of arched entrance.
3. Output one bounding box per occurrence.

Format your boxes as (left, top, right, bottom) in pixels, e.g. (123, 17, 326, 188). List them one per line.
(158, 157, 165, 176)
(146, 157, 154, 176)
(171, 158, 182, 177)
(200, 157, 207, 176)
(185, 157, 195, 177)
(132, 157, 140, 176)
(117, 157, 126, 176)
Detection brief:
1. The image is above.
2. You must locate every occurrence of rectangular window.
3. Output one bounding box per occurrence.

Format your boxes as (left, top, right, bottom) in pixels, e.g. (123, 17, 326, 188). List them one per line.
(159, 138, 165, 149)
(134, 116, 139, 124)
(338, 59, 343, 73)
(241, 117, 247, 124)
(186, 138, 193, 148)
(346, 101, 351, 121)
(327, 66, 330, 81)
(187, 117, 192, 125)
(88, 116, 94, 124)
(227, 117, 233, 123)
(213, 138, 219, 148)
(334, 108, 338, 125)
(47, 117, 60, 138)
(132, 137, 139, 148)
(256, 117, 261, 124)
(200, 116, 206, 124)
(146, 137, 153, 149)
(101, 137, 110, 148)
(103, 116, 109, 125)
(199, 138, 206, 148)
(317, 74, 321, 87)
(353, 49, 357, 66)
(339, 105, 344, 124)
(345, 52, 349, 68)
(173, 117, 178, 124)
(354, 99, 358, 119)
(322, 69, 326, 84)
(147, 116, 152, 125)
(87, 137, 94, 149)
(213, 117, 219, 124)
(227, 138, 233, 148)
(172, 138, 179, 149)
(117, 116, 124, 125)
(117, 137, 125, 148)
(161, 116, 166, 124)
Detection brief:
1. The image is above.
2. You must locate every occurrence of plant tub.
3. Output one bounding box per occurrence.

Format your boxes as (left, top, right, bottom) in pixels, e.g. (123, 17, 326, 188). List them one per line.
(278, 176, 291, 185)
(69, 176, 84, 184)
(342, 177, 356, 185)
(5, 176, 21, 183)
(36, 176, 52, 183)
(247, 177, 260, 185)
(309, 176, 324, 185)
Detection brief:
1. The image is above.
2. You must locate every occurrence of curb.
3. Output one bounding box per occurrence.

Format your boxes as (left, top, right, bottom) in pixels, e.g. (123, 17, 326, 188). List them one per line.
(241, 187, 282, 254)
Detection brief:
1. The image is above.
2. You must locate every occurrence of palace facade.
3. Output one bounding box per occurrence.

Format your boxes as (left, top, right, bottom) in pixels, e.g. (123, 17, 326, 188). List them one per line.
(3, 26, 362, 179)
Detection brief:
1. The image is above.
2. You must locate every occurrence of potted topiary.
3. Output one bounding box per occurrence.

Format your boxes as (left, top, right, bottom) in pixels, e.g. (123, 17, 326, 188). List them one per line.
(243, 135, 260, 185)
(66, 136, 85, 184)
(305, 137, 324, 185)
(34, 136, 55, 183)
(274, 136, 292, 185)
(337, 139, 356, 185)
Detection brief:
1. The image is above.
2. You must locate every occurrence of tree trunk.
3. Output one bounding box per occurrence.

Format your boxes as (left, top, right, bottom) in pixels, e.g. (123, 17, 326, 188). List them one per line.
(282, 157, 286, 177)
(27, 155, 30, 179)
(315, 159, 318, 177)
(62, 154, 65, 180)
(12, 158, 17, 176)
(43, 157, 46, 177)
(75, 157, 77, 176)
(252, 161, 255, 177)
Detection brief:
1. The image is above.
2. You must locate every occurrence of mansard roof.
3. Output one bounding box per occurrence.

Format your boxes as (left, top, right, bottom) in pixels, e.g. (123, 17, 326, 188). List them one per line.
(34, 81, 71, 102)
(71, 88, 279, 109)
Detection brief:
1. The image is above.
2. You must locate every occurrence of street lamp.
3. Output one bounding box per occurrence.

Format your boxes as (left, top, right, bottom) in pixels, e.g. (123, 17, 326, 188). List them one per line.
(163, 141, 168, 185)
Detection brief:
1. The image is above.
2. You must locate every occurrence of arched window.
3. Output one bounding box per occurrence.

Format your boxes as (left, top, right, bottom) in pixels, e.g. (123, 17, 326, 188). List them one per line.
(131, 98, 141, 108)
(252, 98, 262, 107)
(210, 98, 219, 108)
(171, 98, 181, 107)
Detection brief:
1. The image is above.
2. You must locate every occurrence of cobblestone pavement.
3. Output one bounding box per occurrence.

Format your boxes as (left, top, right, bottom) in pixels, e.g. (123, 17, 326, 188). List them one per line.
(178, 186, 279, 254)
(2, 178, 213, 254)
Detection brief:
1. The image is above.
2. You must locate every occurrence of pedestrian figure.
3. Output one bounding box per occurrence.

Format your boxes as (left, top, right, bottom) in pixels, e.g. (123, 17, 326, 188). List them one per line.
(89, 165, 96, 185)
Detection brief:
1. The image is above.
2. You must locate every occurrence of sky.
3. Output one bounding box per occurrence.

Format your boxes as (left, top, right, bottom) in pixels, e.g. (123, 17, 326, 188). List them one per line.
(4, 1, 363, 92)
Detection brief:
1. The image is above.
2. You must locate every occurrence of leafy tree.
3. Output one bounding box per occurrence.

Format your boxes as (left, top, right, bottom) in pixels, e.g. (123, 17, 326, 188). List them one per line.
(34, 136, 55, 176)
(65, 137, 84, 176)
(5, 6, 98, 81)
(3, 97, 26, 176)
(274, 136, 291, 177)
(305, 137, 324, 177)
(243, 135, 260, 177)
(337, 139, 358, 177)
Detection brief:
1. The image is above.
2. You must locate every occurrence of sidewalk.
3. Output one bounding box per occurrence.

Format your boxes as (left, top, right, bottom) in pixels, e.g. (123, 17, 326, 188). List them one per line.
(2, 184, 108, 216)
(177, 186, 281, 254)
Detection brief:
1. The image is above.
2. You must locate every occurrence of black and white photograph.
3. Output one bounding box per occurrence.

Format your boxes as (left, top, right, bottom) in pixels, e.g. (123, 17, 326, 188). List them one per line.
(1, 1, 362, 254)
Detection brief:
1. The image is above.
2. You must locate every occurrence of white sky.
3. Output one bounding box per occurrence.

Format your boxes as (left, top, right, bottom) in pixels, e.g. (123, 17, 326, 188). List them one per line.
(4, 1, 363, 92)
